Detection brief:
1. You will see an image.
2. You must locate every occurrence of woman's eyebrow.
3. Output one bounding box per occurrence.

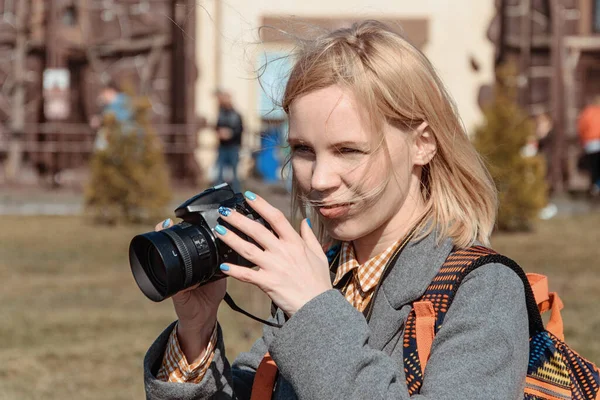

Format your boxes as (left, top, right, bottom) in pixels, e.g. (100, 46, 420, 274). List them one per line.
(287, 138, 308, 146)
(287, 138, 370, 150)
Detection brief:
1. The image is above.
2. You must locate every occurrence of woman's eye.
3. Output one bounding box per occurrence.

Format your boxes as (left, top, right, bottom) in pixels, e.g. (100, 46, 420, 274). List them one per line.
(339, 147, 363, 154)
(292, 145, 313, 154)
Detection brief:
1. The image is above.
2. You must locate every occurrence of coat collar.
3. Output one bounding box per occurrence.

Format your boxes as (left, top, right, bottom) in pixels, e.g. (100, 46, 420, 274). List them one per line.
(381, 228, 454, 309)
(366, 226, 454, 351)
(327, 224, 455, 309)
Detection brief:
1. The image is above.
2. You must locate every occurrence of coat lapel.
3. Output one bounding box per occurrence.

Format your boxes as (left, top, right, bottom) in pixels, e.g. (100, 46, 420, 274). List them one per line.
(366, 289, 411, 351)
(366, 230, 454, 351)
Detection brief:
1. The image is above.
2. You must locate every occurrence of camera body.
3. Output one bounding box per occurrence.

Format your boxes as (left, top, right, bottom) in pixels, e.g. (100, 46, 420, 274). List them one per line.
(129, 183, 270, 302)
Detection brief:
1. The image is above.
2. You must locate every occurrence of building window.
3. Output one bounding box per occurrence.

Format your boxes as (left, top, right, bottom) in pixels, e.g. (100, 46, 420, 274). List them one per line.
(595, 0, 600, 32)
(62, 5, 77, 26)
(257, 52, 291, 121)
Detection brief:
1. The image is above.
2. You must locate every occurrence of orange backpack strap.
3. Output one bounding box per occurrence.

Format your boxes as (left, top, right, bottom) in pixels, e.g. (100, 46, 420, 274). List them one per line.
(413, 301, 436, 369)
(403, 246, 545, 396)
(250, 352, 278, 400)
(528, 273, 550, 303)
(527, 273, 565, 341)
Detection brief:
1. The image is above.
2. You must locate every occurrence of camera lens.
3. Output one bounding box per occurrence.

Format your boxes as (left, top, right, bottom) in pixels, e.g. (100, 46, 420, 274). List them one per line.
(129, 223, 218, 302)
(146, 246, 167, 291)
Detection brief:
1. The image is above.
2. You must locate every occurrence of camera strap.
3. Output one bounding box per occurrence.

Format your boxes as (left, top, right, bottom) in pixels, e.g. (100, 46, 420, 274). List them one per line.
(223, 292, 284, 328)
(221, 248, 343, 329)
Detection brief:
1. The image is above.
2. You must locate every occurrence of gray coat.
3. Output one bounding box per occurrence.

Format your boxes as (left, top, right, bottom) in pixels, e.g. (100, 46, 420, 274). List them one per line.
(144, 232, 529, 399)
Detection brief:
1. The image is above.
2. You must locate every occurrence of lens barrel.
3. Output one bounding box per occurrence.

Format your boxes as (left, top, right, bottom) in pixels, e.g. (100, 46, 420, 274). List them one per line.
(129, 223, 217, 301)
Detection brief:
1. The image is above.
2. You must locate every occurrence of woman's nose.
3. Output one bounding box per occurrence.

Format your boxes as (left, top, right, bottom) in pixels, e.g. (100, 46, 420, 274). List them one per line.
(311, 158, 341, 191)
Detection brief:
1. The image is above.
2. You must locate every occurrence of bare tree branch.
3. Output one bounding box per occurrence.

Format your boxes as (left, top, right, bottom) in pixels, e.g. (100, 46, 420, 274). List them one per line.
(140, 34, 164, 93)
(116, 4, 132, 39)
(95, 34, 170, 56)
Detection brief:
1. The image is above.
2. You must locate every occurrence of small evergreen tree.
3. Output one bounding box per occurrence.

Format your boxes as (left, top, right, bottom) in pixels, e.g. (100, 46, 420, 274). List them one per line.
(85, 96, 171, 224)
(473, 63, 547, 231)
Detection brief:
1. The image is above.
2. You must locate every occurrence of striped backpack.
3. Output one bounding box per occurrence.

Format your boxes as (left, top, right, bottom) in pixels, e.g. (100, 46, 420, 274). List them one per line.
(404, 246, 600, 399)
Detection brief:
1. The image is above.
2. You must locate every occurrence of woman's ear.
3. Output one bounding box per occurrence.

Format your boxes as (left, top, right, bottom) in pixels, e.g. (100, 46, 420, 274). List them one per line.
(413, 121, 437, 166)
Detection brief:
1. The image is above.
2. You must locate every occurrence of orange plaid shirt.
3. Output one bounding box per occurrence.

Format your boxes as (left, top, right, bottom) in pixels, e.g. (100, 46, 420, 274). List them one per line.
(157, 238, 404, 383)
(157, 323, 218, 383)
(332, 239, 404, 312)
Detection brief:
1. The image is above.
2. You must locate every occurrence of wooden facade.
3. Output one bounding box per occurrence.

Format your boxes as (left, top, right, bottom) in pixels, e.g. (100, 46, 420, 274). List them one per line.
(490, 0, 600, 190)
(0, 0, 200, 185)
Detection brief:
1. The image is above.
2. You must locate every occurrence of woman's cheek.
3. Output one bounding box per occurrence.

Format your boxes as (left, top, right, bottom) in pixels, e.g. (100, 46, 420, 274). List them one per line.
(291, 159, 311, 187)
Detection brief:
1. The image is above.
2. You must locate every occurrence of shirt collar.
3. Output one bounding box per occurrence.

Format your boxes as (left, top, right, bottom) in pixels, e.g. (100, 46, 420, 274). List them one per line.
(332, 239, 405, 293)
(332, 242, 358, 287)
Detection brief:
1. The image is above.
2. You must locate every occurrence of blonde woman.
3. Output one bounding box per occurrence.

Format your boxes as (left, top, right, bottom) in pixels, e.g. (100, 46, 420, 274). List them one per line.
(145, 21, 528, 399)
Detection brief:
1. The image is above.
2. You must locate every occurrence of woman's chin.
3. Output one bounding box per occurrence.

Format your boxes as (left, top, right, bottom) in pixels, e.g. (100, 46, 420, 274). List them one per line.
(323, 219, 362, 242)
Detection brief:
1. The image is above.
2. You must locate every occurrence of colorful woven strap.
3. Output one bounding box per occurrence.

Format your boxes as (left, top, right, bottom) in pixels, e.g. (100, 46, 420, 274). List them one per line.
(403, 245, 498, 395)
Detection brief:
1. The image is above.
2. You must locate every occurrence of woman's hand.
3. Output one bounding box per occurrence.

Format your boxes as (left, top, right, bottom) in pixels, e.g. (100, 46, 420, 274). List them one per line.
(214, 191, 332, 317)
(155, 219, 226, 364)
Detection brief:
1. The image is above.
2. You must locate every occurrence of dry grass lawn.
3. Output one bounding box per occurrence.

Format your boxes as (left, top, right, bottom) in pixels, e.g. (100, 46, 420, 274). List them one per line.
(0, 213, 598, 399)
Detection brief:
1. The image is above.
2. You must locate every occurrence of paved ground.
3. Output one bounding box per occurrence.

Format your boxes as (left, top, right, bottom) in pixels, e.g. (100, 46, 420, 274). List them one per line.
(0, 177, 293, 217)
(0, 176, 597, 218)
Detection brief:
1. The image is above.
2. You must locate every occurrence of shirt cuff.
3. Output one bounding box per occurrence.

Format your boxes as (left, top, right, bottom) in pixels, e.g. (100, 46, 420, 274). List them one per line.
(156, 321, 218, 383)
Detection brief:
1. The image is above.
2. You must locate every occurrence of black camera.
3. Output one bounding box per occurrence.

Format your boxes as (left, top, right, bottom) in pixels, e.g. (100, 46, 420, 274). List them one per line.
(129, 183, 271, 302)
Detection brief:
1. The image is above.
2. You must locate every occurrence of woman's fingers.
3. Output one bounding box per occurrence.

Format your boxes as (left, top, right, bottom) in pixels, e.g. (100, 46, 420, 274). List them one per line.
(242, 191, 298, 242)
(214, 223, 265, 266)
(300, 218, 327, 262)
(155, 218, 173, 232)
(219, 262, 261, 285)
(217, 206, 279, 251)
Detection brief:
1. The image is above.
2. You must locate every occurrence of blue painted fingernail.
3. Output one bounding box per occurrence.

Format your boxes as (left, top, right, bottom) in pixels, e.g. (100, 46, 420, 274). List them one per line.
(244, 191, 257, 201)
(215, 225, 227, 235)
(218, 206, 232, 217)
(162, 218, 171, 228)
(220, 263, 229, 271)
(306, 218, 312, 228)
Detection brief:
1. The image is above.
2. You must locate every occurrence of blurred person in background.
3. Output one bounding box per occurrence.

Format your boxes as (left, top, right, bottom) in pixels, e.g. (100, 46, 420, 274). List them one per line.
(535, 112, 554, 182)
(577, 95, 600, 198)
(214, 90, 244, 192)
(535, 113, 557, 219)
(90, 81, 133, 152)
(144, 21, 529, 399)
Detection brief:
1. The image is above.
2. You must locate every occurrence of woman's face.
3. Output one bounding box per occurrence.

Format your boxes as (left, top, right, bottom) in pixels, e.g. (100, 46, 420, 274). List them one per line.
(288, 85, 425, 243)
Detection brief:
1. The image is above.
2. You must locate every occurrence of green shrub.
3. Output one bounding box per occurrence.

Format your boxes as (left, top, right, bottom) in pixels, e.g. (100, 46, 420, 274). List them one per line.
(473, 64, 547, 231)
(84, 97, 171, 224)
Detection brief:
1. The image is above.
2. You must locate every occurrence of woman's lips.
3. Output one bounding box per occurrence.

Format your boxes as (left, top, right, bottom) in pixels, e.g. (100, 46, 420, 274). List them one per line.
(318, 203, 352, 219)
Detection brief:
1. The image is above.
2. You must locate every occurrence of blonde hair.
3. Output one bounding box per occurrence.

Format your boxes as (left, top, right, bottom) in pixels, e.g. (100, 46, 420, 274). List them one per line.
(281, 20, 497, 249)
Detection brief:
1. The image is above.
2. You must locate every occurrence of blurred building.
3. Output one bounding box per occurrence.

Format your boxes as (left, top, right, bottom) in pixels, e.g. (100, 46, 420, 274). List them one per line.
(195, 0, 600, 191)
(3, 1, 598, 190)
(494, 0, 600, 190)
(0, 0, 199, 185)
(194, 1, 497, 181)
(496, 0, 599, 128)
